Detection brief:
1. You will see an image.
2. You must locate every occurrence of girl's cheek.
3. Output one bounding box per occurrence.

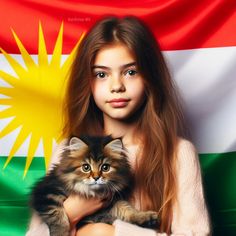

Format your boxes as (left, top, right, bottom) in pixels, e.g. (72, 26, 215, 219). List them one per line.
(92, 83, 107, 101)
(127, 80, 145, 97)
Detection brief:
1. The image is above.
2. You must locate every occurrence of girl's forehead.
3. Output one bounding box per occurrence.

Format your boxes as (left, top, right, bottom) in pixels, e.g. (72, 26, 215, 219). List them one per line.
(93, 43, 136, 68)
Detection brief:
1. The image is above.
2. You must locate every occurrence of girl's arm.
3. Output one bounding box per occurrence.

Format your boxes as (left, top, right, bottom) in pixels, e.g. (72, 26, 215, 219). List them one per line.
(76, 223, 115, 236)
(63, 194, 103, 229)
(171, 139, 211, 235)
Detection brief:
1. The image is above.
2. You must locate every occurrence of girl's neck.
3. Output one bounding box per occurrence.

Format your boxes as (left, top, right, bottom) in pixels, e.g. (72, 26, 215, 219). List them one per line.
(103, 117, 141, 148)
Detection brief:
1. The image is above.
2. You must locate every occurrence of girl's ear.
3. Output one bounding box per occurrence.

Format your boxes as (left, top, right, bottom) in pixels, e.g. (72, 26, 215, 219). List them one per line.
(105, 138, 123, 152)
(68, 137, 88, 151)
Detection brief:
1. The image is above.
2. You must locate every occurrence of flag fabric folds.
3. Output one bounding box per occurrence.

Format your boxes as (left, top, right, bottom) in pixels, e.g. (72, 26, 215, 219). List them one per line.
(0, 1, 236, 235)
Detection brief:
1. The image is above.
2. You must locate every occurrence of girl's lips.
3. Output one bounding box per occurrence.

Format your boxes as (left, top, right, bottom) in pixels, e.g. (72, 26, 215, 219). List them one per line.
(108, 98, 130, 108)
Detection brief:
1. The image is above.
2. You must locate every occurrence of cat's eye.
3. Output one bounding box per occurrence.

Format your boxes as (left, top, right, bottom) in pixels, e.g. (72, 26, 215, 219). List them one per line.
(82, 164, 91, 172)
(101, 164, 110, 172)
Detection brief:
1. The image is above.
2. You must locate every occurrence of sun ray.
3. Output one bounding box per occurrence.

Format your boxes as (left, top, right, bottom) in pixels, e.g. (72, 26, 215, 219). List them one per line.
(50, 23, 63, 68)
(0, 98, 13, 105)
(11, 29, 37, 70)
(38, 22, 48, 66)
(0, 70, 18, 87)
(0, 107, 15, 119)
(0, 22, 86, 175)
(0, 48, 28, 78)
(24, 133, 41, 177)
(0, 118, 20, 138)
(0, 87, 14, 97)
(3, 126, 30, 168)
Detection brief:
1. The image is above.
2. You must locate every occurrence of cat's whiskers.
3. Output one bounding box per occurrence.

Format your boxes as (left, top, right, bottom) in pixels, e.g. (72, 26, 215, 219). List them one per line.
(107, 181, 124, 200)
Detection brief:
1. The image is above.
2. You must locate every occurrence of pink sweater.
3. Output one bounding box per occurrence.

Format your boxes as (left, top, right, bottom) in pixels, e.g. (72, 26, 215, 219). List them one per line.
(26, 138, 211, 236)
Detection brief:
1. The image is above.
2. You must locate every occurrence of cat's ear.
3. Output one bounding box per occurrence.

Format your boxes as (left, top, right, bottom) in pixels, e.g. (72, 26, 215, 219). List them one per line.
(68, 137, 88, 151)
(105, 138, 123, 152)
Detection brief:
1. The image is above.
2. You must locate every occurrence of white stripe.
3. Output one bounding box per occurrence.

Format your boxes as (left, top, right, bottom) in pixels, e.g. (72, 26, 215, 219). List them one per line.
(164, 46, 236, 153)
(0, 48, 236, 155)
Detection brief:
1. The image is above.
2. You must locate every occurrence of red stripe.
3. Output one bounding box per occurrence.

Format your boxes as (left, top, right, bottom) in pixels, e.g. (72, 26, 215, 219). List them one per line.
(0, 0, 236, 53)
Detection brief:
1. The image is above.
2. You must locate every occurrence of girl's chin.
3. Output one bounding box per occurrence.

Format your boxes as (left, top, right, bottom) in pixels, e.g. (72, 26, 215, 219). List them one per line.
(103, 111, 134, 121)
(104, 112, 140, 123)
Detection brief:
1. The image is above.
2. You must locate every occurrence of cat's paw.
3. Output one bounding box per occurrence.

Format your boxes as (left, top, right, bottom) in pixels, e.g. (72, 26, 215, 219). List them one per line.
(133, 211, 160, 229)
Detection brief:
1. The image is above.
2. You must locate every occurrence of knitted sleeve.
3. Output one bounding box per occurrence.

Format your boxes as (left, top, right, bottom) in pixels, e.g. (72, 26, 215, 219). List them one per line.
(171, 139, 211, 235)
(113, 139, 211, 236)
(25, 213, 50, 236)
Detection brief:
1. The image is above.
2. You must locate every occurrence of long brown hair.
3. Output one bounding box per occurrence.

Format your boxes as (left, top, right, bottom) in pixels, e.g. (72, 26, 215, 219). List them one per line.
(63, 16, 185, 233)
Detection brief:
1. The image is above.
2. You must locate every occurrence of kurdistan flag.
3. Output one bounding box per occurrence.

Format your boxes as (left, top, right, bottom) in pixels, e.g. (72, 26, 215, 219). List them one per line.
(0, 1, 236, 235)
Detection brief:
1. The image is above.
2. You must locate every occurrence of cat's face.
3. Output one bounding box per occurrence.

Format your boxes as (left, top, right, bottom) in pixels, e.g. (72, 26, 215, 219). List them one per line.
(58, 136, 132, 198)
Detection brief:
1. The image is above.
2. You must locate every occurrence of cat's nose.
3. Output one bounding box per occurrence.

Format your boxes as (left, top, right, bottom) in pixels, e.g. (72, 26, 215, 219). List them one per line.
(93, 176, 100, 181)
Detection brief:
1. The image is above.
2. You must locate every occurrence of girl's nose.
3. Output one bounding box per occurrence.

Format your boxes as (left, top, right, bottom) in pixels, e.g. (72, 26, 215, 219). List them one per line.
(110, 76, 126, 93)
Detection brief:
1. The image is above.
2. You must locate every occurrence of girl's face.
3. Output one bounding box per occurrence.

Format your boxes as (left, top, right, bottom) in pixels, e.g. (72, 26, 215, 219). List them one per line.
(91, 43, 146, 122)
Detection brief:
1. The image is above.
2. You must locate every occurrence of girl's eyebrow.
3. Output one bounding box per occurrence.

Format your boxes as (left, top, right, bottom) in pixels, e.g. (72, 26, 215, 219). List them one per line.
(92, 62, 136, 70)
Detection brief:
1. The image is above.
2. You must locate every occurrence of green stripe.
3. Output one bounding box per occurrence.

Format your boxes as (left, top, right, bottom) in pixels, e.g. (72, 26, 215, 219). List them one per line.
(199, 152, 236, 235)
(0, 156, 45, 236)
(0, 152, 236, 236)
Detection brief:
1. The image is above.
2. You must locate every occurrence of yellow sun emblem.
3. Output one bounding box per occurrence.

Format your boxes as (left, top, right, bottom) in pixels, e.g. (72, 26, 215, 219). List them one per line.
(0, 23, 84, 176)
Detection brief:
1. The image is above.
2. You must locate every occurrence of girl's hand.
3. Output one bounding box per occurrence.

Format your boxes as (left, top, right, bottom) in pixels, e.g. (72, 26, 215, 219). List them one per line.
(63, 194, 103, 226)
(76, 223, 115, 236)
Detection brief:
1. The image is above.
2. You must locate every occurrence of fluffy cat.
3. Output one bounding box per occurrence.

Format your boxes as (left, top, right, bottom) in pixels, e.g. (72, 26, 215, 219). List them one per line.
(30, 135, 159, 236)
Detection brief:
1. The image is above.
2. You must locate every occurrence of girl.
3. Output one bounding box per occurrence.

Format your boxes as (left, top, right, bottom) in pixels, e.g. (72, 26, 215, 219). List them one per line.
(26, 16, 211, 236)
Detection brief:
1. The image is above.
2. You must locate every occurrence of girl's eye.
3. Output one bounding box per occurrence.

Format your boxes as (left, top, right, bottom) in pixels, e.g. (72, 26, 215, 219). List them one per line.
(101, 164, 110, 172)
(82, 164, 91, 172)
(125, 69, 138, 77)
(95, 72, 106, 79)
